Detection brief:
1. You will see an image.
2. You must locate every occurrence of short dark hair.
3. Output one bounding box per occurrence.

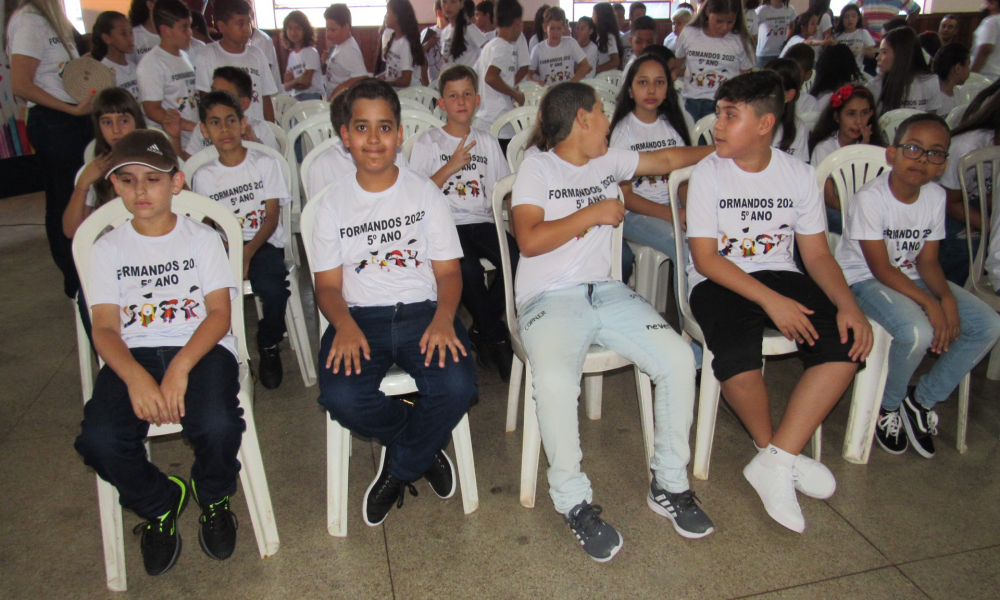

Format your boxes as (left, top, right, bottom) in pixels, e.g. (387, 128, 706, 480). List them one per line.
(199, 90, 244, 123)
(330, 91, 349, 137)
(715, 70, 785, 121)
(152, 0, 191, 34)
(344, 78, 401, 126)
(629, 1, 646, 17)
(893, 112, 950, 146)
(190, 11, 209, 37)
(882, 17, 908, 34)
(540, 82, 599, 147)
(631, 15, 655, 31)
(212, 66, 253, 99)
(639, 44, 673, 62)
(214, 0, 252, 24)
(612, 2, 625, 15)
(476, 0, 495, 23)
(438, 65, 478, 95)
(324, 4, 352, 27)
(783, 43, 816, 72)
(494, 0, 523, 27)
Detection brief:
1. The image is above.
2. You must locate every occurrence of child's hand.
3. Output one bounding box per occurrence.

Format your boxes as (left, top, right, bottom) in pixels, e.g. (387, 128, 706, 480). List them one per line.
(420, 316, 467, 367)
(922, 300, 951, 354)
(942, 295, 962, 345)
(514, 90, 526, 106)
(162, 109, 182, 140)
(860, 122, 872, 145)
(71, 92, 95, 116)
(837, 305, 874, 362)
(80, 154, 113, 188)
(762, 293, 819, 346)
(590, 197, 626, 227)
(326, 320, 370, 375)
(127, 372, 171, 426)
(242, 246, 256, 280)
(283, 70, 294, 84)
(160, 363, 189, 424)
(446, 135, 477, 172)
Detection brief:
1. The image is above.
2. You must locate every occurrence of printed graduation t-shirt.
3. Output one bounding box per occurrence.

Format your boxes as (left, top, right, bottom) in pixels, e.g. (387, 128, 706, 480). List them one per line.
(88, 215, 238, 357)
(249, 28, 283, 90)
(939, 128, 994, 207)
(286, 47, 324, 97)
(867, 74, 944, 114)
(325, 37, 368, 97)
(184, 115, 281, 156)
(195, 43, 279, 121)
(685, 149, 826, 290)
(835, 29, 875, 69)
(130, 24, 160, 64)
(439, 23, 481, 69)
(191, 147, 292, 248)
(311, 166, 463, 307)
(835, 172, 946, 285)
(596, 35, 619, 69)
(102, 57, 139, 99)
(755, 4, 797, 57)
(383, 34, 417, 87)
(512, 148, 640, 309)
(530, 38, 587, 85)
(475, 37, 519, 134)
(772, 117, 809, 163)
(675, 27, 754, 101)
(6, 7, 78, 105)
(408, 126, 511, 225)
(137, 46, 198, 146)
(609, 113, 687, 206)
(304, 142, 408, 200)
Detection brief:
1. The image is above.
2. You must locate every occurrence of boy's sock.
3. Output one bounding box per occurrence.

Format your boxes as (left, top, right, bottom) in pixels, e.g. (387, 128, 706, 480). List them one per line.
(753, 441, 836, 499)
(744, 445, 805, 533)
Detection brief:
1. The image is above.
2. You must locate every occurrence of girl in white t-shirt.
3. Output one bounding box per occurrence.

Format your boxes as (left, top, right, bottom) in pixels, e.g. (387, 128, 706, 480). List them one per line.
(126, 0, 159, 62)
(833, 4, 875, 71)
(780, 13, 819, 58)
(91, 11, 140, 101)
(765, 59, 810, 163)
(438, 0, 481, 69)
(931, 43, 971, 117)
(377, 0, 426, 88)
(755, 0, 797, 67)
(282, 11, 324, 100)
(744, 0, 760, 48)
(592, 2, 622, 74)
(575, 16, 600, 79)
(871, 27, 945, 115)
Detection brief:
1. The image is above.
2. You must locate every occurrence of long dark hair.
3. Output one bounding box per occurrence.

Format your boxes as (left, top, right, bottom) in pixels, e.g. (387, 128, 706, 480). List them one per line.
(577, 16, 597, 45)
(533, 4, 549, 44)
(592, 2, 622, 55)
(128, 0, 150, 27)
(282, 10, 315, 49)
(92, 87, 148, 205)
(810, 43, 862, 98)
(437, 0, 470, 60)
(789, 13, 815, 39)
(690, 0, 755, 60)
(765, 58, 801, 152)
(808, 85, 884, 153)
(378, 0, 426, 75)
(91, 10, 128, 61)
(610, 54, 691, 146)
(962, 77, 1000, 121)
(952, 81, 1000, 144)
(833, 3, 863, 34)
(931, 42, 970, 82)
(876, 27, 931, 114)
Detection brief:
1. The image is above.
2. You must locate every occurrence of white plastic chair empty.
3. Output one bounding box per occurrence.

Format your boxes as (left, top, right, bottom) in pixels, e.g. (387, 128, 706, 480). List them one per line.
(505, 127, 533, 173)
(299, 183, 479, 536)
(399, 97, 433, 114)
(72, 191, 279, 591)
(799, 110, 821, 132)
(599, 69, 624, 88)
(280, 98, 329, 131)
(271, 93, 297, 124)
(489, 105, 537, 139)
(878, 108, 922, 142)
(955, 78, 990, 106)
(401, 109, 445, 141)
(397, 85, 441, 113)
(691, 114, 716, 146)
(946, 103, 970, 128)
(265, 121, 288, 155)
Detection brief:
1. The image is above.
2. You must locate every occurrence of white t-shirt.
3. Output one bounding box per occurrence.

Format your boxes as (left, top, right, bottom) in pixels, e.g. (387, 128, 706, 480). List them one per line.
(439, 23, 481, 69)
(867, 73, 944, 114)
(685, 149, 826, 290)
(811, 90, 833, 108)
(780, 35, 806, 57)
(664, 32, 679, 52)
(383, 34, 417, 88)
(515, 33, 531, 70)
(810, 134, 842, 167)
(609, 113, 687, 206)
(468, 24, 488, 50)
(249, 28, 283, 90)
(529, 35, 542, 53)
(813, 13, 833, 41)
(88, 215, 238, 357)
(939, 129, 994, 208)
(186, 38, 206, 66)
(797, 92, 820, 114)
(755, 4, 797, 57)
(195, 43, 278, 121)
(835, 29, 876, 69)
(973, 14, 1000, 80)
(311, 167, 463, 306)
(102, 57, 139, 100)
(676, 27, 754, 101)
(940, 92, 957, 116)
(137, 46, 198, 146)
(836, 172, 945, 285)
(421, 26, 443, 83)
(483, 29, 497, 42)
(512, 148, 640, 309)
(131, 24, 160, 64)
(304, 141, 408, 200)
(596, 35, 619, 68)
(529, 38, 587, 86)
(745, 9, 759, 36)
(325, 37, 368, 98)
(475, 37, 519, 135)
(191, 147, 292, 247)
(408, 127, 511, 225)
(185, 115, 280, 156)
(772, 117, 810, 163)
(286, 47, 324, 97)
(579, 40, 600, 78)
(6, 8, 78, 105)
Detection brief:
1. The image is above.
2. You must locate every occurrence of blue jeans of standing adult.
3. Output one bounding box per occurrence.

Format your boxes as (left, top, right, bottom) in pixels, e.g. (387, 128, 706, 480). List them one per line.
(247, 242, 290, 348)
(74, 346, 244, 519)
(517, 281, 696, 515)
(316, 301, 478, 482)
(851, 278, 1000, 410)
(684, 98, 717, 123)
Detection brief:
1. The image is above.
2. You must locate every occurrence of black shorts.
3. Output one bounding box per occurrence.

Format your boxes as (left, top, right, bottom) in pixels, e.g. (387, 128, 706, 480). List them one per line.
(690, 270, 862, 382)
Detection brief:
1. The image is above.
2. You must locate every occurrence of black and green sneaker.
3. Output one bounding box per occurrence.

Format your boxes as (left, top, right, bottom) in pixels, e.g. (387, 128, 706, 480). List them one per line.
(132, 476, 188, 576)
(192, 480, 238, 561)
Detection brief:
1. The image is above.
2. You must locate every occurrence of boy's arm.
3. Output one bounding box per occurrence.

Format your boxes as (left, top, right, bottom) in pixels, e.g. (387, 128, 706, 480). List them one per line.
(421, 258, 468, 367)
(64, 155, 112, 238)
(571, 59, 590, 82)
(242, 198, 280, 278)
(515, 66, 528, 84)
(914, 240, 962, 351)
(823, 178, 840, 211)
(512, 199, 624, 257)
(485, 65, 525, 105)
(634, 145, 715, 178)
(263, 95, 275, 123)
(595, 53, 619, 74)
(621, 183, 672, 223)
(315, 267, 370, 375)
(385, 70, 414, 88)
(160, 287, 233, 422)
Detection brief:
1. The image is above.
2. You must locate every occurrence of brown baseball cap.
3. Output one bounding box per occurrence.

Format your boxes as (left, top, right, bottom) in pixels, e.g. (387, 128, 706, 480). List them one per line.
(106, 130, 179, 178)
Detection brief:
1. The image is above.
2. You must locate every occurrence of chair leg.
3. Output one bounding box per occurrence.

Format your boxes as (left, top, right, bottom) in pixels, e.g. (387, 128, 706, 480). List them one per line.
(692, 348, 721, 481)
(236, 389, 280, 556)
(450, 414, 479, 514)
(326, 418, 350, 537)
(74, 299, 95, 403)
(98, 477, 127, 592)
(634, 368, 655, 477)
(583, 374, 603, 420)
(957, 372, 971, 454)
(842, 322, 891, 464)
(987, 344, 1000, 381)
(810, 426, 822, 462)
(519, 367, 541, 508)
(285, 271, 317, 387)
(506, 356, 524, 433)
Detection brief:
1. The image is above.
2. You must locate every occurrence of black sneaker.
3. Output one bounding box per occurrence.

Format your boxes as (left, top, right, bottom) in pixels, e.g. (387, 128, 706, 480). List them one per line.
(564, 502, 623, 562)
(132, 476, 189, 576)
(363, 447, 418, 526)
(192, 480, 238, 561)
(646, 476, 714, 539)
(901, 387, 938, 459)
(424, 449, 456, 499)
(258, 343, 283, 390)
(875, 406, 908, 454)
(467, 328, 491, 369)
(487, 338, 514, 382)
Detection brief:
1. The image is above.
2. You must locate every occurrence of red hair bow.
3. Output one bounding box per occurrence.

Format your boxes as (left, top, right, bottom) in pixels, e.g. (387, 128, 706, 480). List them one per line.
(830, 85, 854, 108)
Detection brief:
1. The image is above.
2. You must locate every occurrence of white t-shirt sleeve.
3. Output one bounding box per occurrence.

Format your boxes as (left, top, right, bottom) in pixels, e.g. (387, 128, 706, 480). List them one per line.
(511, 157, 548, 208)
(88, 242, 122, 306)
(255, 48, 279, 97)
(572, 39, 587, 64)
(312, 198, 344, 272)
(261, 155, 291, 206)
(610, 147, 640, 182)
(423, 191, 464, 260)
(304, 46, 322, 71)
(684, 160, 720, 240)
(850, 189, 890, 240)
(407, 130, 441, 179)
(137, 53, 166, 103)
(194, 50, 212, 93)
(794, 166, 827, 236)
(197, 229, 240, 298)
(529, 45, 541, 70)
(397, 39, 415, 73)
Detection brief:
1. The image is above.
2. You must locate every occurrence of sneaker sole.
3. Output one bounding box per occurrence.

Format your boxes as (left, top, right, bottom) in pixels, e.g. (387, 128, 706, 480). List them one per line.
(586, 532, 624, 563)
(149, 535, 182, 576)
(646, 495, 714, 539)
(428, 451, 457, 499)
(198, 526, 234, 561)
(901, 409, 936, 459)
(363, 446, 390, 527)
(874, 433, 908, 455)
(743, 465, 805, 534)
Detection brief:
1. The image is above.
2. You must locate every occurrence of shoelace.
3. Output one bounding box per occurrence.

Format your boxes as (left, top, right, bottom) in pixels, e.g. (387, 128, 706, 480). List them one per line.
(373, 475, 419, 508)
(572, 504, 607, 537)
(672, 490, 702, 512)
(201, 497, 238, 534)
(133, 513, 175, 548)
(766, 465, 799, 507)
(878, 411, 903, 439)
(925, 410, 939, 436)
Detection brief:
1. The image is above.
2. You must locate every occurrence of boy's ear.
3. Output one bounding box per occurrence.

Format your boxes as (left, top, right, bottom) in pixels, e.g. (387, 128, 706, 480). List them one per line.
(240, 97, 252, 112)
(171, 170, 186, 194)
(396, 123, 404, 148)
(340, 123, 350, 147)
(200, 121, 209, 139)
(240, 117, 248, 136)
(758, 112, 776, 137)
(885, 143, 896, 167)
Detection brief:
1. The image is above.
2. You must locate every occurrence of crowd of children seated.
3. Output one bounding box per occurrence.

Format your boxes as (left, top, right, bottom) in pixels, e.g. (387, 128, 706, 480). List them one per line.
(6, 0, 1000, 576)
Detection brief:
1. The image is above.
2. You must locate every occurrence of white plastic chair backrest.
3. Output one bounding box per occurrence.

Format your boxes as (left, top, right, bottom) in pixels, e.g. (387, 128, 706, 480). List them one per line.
(490, 105, 538, 138)
(300, 137, 343, 200)
(271, 94, 298, 123)
(265, 121, 288, 155)
(599, 69, 624, 88)
(84, 139, 96, 163)
(300, 182, 336, 332)
(667, 166, 703, 342)
(683, 109, 696, 132)
(802, 70, 816, 95)
(401, 109, 445, 141)
(506, 127, 533, 173)
(814, 144, 888, 240)
(583, 78, 618, 96)
(958, 146, 1000, 299)
(398, 97, 432, 114)
(397, 86, 441, 112)
(402, 134, 419, 161)
(519, 80, 543, 93)
(878, 108, 922, 143)
(956, 80, 990, 106)
(965, 72, 991, 87)
(280, 99, 329, 131)
(522, 87, 545, 106)
(691, 114, 716, 146)
(799, 110, 821, 132)
(286, 112, 336, 160)
(593, 86, 618, 108)
(72, 191, 250, 364)
(946, 103, 970, 128)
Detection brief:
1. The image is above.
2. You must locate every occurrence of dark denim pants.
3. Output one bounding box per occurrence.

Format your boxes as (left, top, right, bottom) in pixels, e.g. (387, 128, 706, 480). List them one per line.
(456, 222, 520, 343)
(247, 242, 290, 348)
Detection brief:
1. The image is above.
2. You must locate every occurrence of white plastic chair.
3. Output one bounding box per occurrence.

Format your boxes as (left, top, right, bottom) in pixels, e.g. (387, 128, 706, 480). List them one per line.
(799, 110, 821, 132)
(83, 139, 96, 163)
(518, 80, 543, 93)
(491, 174, 656, 507)
(505, 127, 533, 173)
(691, 114, 716, 146)
(521, 86, 545, 106)
(878, 108, 922, 142)
(284, 112, 338, 265)
(184, 142, 317, 388)
(398, 97, 433, 114)
(946, 103, 970, 128)
(300, 182, 479, 536)
(599, 69, 624, 88)
(955, 78, 991, 106)
(489, 106, 537, 139)
(401, 109, 445, 141)
(72, 191, 279, 591)
(265, 121, 288, 155)
(397, 85, 441, 112)
(271, 93, 297, 124)
(280, 98, 329, 131)
(583, 77, 619, 96)
(402, 133, 419, 161)
(300, 137, 344, 200)
(627, 242, 672, 314)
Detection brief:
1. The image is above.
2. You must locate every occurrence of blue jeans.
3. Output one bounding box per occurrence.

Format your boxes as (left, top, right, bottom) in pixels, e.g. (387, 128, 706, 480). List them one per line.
(851, 278, 1000, 410)
(456, 222, 519, 343)
(940, 215, 980, 286)
(826, 206, 843, 236)
(247, 242, 290, 348)
(75, 346, 244, 519)
(316, 301, 478, 482)
(684, 98, 717, 124)
(517, 281, 696, 514)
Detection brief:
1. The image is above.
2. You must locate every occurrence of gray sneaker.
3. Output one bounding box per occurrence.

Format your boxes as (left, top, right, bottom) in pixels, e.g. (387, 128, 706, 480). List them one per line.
(564, 502, 623, 562)
(647, 476, 715, 539)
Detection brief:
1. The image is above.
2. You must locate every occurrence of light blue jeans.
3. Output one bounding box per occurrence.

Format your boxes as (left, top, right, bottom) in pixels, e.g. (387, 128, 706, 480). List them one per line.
(517, 281, 696, 514)
(851, 278, 1000, 410)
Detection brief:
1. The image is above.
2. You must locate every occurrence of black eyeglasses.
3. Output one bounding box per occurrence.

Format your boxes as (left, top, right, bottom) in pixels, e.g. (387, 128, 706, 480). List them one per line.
(895, 144, 949, 165)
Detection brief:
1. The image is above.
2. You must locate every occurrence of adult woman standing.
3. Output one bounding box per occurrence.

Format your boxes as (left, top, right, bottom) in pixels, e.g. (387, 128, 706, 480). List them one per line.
(5, 0, 94, 298)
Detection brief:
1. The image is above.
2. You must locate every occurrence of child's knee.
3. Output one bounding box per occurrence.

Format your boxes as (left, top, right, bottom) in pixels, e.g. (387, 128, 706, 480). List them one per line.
(252, 270, 290, 302)
(75, 420, 133, 463)
(892, 320, 934, 355)
(317, 375, 378, 419)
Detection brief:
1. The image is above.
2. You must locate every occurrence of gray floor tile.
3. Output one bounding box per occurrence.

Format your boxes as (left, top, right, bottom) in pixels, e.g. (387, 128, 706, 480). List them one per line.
(736, 567, 928, 600)
(897, 546, 1000, 600)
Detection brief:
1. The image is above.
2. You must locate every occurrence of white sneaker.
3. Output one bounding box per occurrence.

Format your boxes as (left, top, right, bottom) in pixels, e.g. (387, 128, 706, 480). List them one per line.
(743, 452, 805, 533)
(791, 454, 836, 500)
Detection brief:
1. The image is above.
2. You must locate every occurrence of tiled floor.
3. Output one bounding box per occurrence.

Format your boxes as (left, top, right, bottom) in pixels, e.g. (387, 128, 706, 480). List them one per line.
(2, 191, 999, 600)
